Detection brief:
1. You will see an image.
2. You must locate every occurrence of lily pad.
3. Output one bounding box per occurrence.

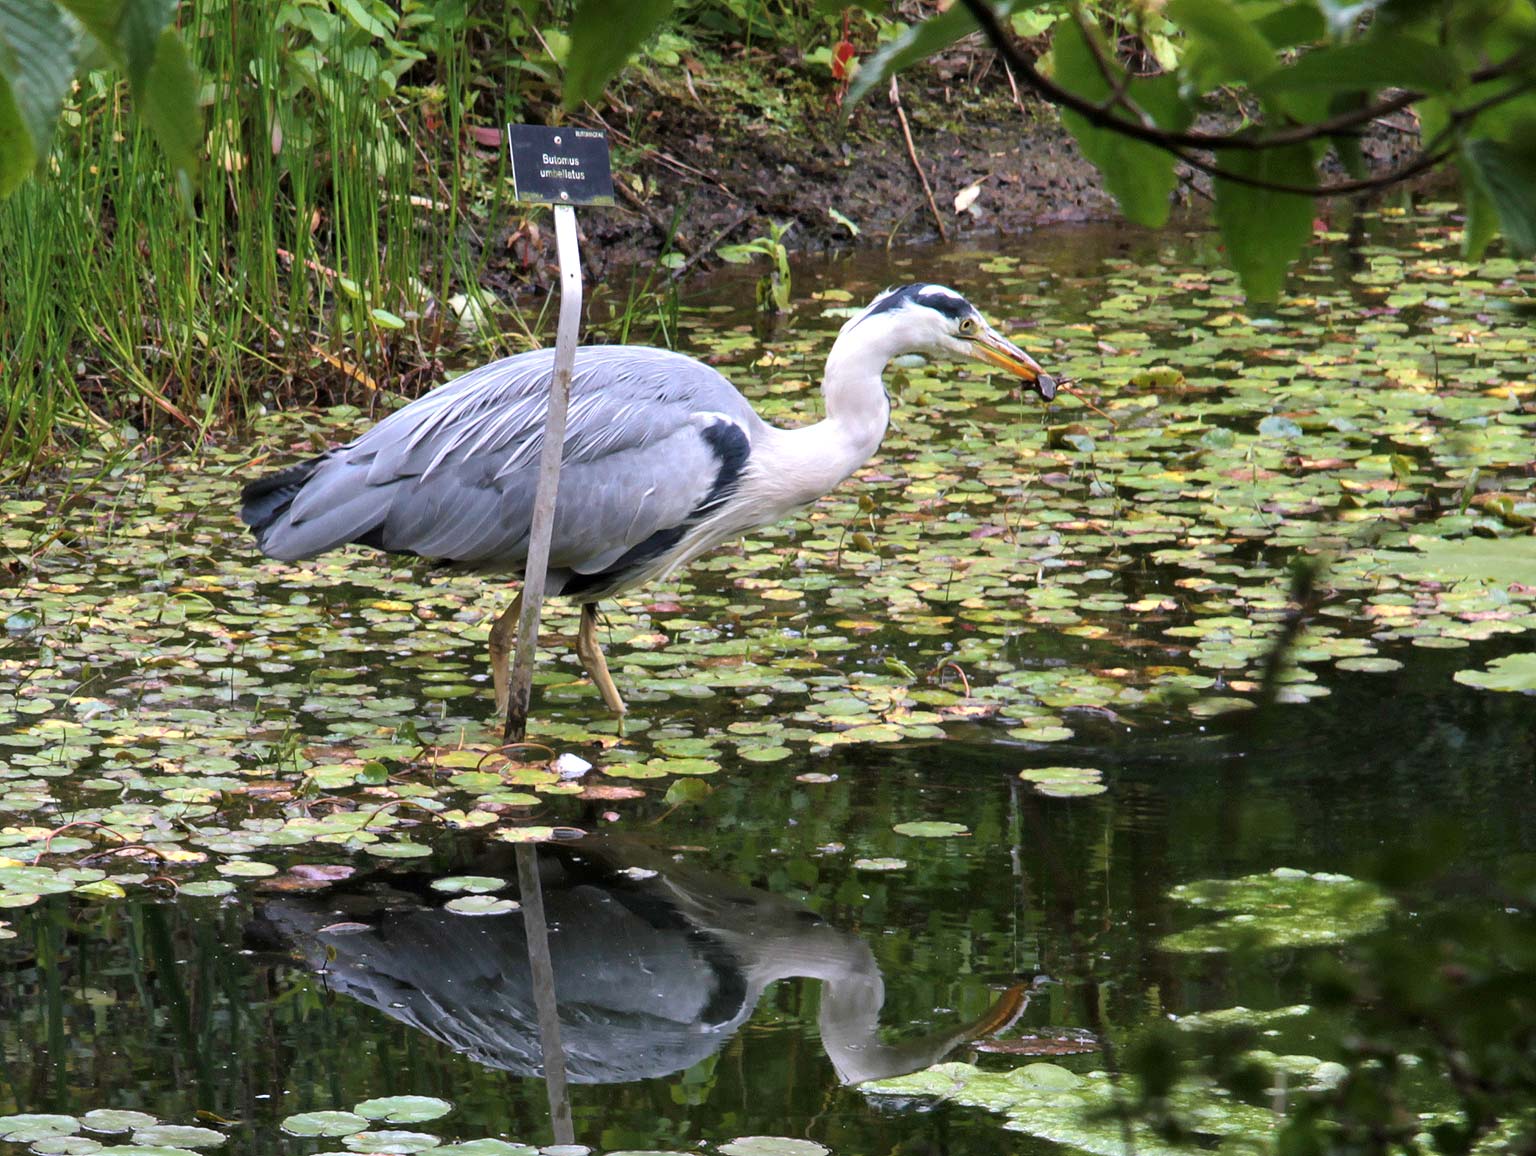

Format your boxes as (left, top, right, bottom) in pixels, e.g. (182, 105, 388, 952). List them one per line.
(718, 1140, 830, 1156)
(1018, 765, 1106, 798)
(81, 1111, 158, 1135)
(429, 876, 507, 895)
(129, 1126, 226, 1148)
(0, 1116, 80, 1143)
(891, 822, 970, 838)
(1162, 869, 1394, 953)
(280, 1111, 368, 1138)
(352, 1097, 452, 1124)
(1453, 652, 1536, 692)
(342, 1130, 441, 1153)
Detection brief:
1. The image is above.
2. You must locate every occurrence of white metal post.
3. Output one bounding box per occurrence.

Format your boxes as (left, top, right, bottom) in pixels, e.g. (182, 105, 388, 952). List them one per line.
(504, 203, 583, 742)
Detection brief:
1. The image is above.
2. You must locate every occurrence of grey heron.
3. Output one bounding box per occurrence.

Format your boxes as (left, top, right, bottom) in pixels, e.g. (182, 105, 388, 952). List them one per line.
(241, 283, 1057, 718)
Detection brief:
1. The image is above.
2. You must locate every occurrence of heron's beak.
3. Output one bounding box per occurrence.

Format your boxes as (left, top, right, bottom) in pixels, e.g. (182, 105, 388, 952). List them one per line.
(973, 324, 1057, 401)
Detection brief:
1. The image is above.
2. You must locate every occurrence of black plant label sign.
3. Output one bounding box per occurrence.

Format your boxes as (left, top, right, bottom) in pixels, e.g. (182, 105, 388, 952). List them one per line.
(506, 125, 615, 206)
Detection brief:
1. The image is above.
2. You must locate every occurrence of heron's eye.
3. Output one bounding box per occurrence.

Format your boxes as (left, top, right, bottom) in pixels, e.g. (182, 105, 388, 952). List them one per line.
(958, 317, 977, 336)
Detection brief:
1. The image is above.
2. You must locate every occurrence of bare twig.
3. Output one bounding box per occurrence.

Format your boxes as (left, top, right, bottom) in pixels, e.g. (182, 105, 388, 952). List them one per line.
(956, 0, 1534, 198)
(668, 210, 754, 282)
(889, 77, 949, 242)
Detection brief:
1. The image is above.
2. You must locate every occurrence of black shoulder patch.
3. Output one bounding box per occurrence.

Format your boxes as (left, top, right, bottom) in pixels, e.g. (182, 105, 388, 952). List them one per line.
(559, 418, 753, 601)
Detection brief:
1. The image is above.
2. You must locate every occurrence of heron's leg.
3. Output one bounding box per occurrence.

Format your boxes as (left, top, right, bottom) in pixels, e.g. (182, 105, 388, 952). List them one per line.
(488, 590, 524, 716)
(576, 603, 627, 715)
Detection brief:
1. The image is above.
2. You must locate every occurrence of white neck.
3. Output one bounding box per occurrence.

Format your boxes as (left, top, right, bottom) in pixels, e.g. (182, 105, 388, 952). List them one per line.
(744, 319, 900, 514)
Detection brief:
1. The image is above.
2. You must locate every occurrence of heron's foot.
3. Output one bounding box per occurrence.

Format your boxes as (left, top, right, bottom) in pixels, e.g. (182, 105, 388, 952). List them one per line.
(577, 603, 628, 716)
(487, 591, 524, 718)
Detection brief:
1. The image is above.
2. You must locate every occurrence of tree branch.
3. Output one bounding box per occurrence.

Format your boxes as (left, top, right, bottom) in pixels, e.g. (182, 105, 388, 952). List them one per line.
(956, 0, 1534, 198)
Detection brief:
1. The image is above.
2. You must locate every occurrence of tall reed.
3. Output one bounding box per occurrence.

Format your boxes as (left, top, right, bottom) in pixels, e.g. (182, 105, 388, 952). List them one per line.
(0, 1, 517, 475)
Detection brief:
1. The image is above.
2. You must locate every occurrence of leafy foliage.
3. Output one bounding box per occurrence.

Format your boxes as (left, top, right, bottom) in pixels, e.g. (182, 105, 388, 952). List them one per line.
(0, 0, 197, 195)
(848, 0, 1536, 303)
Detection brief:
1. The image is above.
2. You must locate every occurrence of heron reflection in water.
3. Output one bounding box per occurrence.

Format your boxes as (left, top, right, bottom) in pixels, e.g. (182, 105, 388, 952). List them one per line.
(242, 285, 1058, 718)
(255, 836, 1043, 1085)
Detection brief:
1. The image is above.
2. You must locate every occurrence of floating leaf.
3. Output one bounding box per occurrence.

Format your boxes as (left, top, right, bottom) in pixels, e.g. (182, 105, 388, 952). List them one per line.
(0, 1116, 80, 1143)
(280, 1111, 368, 1138)
(892, 821, 969, 838)
(352, 1097, 452, 1124)
(1453, 653, 1536, 693)
(443, 896, 520, 916)
(429, 876, 507, 895)
(719, 1140, 830, 1156)
(130, 1125, 226, 1148)
(1162, 869, 1394, 953)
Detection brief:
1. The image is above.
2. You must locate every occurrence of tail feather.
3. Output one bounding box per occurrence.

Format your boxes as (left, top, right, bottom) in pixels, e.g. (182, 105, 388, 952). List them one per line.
(240, 454, 327, 533)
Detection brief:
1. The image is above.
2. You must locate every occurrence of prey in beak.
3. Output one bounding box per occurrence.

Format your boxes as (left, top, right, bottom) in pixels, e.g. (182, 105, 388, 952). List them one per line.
(970, 321, 1058, 401)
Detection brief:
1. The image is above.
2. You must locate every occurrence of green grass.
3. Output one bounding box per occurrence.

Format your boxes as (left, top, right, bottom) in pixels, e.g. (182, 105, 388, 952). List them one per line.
(0, 0, 866, 476)
(0, 2, 531, 476)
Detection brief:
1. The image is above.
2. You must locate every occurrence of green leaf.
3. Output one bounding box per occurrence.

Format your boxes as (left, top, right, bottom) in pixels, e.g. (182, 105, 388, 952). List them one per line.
(1388, 535, 1536, 588)
(663, 778, 712, 805)
(1212, 143, 1316, 304)
(1461, 135, 1536, 256)
(1453, 653, 1536, 693)
(1166, 0, 1276, 87)
(57, 0, 179, 91)
(141, 26, 201, 186)
(562, 0, 675, 109)
(1458, 159, 1501, 259)
(848, 0, 1030, 106)
(848, 4, 978, 106)
(280, 1111, 368, 1138)
(1052, 19, 1191, 227)
(353, 1096, 453, 1124)
(1256, 35, 1462, 95)
(0, 1116, 80, 1143)
(334, 0, 392, 38)
(0, 0, 78, 195)
(892, 820, 970, 838)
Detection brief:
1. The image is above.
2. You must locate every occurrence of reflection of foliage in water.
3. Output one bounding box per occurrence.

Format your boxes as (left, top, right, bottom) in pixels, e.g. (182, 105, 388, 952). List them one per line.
(1161, 869, 1394, 953)
(0, 212, 1532, 895)
(874, 854, 1536, 1156)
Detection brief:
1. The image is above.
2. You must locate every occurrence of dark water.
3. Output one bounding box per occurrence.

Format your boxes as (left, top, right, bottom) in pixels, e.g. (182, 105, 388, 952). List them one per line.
(2, 218, 1534, 1154)
(2, 645, 1532, 1153)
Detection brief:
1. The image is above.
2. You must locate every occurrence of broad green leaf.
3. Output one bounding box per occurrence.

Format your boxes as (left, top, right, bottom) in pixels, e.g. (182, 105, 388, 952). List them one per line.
(353, 1096, 452, 1124)
(334, 0, 393, 38)
(1212, 143, 1316, 304)
(1453, 653, 1536, 693)
(1256, 35, 1462, 95)
(1252, 3, 1325, 49)
(1388, 535, 1536, 587)
(892, 821, 969, 838)
(0, 0, 77, 195)
(58, 0, 178, 91)
(130, 1125, 227, 1148)
(0, 1115, 80, 1143)
(719, 1140, 829, 1156)
(1461, 135, 1536, 255)
(280, 1111, 367, 1137)
(561, 0, 675, 109)
(848, 0, 1029, 106)
(141, 26, 200, 185)
(1458, 158, 1501, 259)
(1052, 19, 1191, 227)
(1167, 0, 1276, 87)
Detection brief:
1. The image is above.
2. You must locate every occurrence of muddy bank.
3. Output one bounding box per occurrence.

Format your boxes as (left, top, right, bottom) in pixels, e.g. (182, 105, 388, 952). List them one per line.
(579, 82, 1114, 275)
(496, 59, 1421, 289)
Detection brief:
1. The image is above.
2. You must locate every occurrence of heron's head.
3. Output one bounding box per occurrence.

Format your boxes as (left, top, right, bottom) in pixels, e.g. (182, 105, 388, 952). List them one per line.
(844, 283, 1057, 400)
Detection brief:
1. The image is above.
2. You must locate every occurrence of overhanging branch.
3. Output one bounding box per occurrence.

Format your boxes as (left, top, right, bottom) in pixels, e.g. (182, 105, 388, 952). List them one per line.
(956, 0, 1533, 198)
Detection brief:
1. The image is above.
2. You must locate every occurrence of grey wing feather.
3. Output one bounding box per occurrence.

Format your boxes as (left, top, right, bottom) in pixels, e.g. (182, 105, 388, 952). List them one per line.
(264, 346, 762, 572)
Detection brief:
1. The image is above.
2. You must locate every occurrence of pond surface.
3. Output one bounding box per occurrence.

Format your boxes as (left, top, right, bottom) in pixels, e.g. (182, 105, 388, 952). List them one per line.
(0, 207, 1533, 1156)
